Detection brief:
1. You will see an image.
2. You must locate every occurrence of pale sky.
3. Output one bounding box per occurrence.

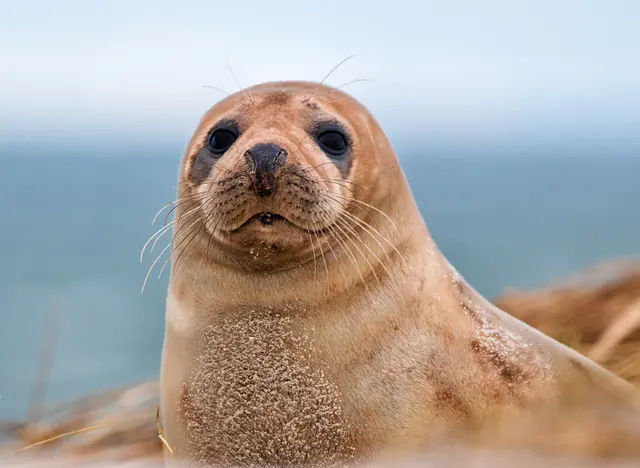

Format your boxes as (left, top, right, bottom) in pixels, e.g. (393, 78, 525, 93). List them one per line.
(1, 0, 639, 148)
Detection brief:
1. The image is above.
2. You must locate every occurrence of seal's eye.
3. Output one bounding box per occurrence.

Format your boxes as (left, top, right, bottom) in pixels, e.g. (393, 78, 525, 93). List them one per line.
(207, 129, 237, 155)
(317, 130, 348, 157)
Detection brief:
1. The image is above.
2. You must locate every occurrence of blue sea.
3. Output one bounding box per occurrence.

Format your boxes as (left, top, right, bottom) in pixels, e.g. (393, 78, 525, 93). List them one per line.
(1, 143, 639, 421)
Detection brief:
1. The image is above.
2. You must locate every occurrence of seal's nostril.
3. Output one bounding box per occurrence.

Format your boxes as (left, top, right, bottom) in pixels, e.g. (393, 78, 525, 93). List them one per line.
(274, 149, 287, 167)
(245, 149, 257, 173)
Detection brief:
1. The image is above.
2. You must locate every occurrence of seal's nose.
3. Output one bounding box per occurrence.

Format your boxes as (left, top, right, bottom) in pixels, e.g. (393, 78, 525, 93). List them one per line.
(245, 143, 288, 198)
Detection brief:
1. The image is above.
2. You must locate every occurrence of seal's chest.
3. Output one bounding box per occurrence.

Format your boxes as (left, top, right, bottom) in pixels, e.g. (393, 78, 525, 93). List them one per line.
(179, 313, 357, 467)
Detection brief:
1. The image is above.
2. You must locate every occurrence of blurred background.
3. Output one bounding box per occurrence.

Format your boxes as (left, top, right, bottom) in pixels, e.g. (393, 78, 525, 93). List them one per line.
(1, 0, 639, 428)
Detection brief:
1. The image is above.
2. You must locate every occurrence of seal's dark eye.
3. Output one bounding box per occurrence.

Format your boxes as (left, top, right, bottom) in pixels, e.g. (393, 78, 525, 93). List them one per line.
(207, 129, 237, 155)
(317, 130, 348, 157)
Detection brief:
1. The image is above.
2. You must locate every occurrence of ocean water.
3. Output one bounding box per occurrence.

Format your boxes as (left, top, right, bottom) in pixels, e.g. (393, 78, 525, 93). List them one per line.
(0, 145, 639, 420)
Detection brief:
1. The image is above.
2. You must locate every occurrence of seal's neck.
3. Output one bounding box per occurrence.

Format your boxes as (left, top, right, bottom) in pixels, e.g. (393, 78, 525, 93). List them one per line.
(170, 211, 431, 314)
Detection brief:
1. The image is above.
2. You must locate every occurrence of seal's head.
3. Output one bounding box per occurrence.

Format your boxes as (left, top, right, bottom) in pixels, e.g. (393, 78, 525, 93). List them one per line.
(175, 81, 410, 273)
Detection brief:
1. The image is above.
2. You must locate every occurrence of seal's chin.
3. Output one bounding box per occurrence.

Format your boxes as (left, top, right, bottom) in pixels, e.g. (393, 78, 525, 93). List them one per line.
(211, 209, 327, 269)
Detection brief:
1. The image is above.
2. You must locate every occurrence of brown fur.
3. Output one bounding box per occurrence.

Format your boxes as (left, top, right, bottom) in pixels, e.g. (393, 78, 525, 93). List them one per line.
(159, 81, 640, 467)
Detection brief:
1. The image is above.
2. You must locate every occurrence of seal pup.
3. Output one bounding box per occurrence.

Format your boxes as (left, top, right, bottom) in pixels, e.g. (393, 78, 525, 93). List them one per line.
(158, 81, 640, 467)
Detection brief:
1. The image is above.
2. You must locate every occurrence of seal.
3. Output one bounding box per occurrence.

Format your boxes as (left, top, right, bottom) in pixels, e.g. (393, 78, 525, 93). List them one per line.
(158, 81, 640, 467)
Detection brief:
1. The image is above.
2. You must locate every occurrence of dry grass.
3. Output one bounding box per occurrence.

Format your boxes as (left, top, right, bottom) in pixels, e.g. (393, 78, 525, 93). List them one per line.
(496, 258, 640, 386)
(2, 257, 640, 465)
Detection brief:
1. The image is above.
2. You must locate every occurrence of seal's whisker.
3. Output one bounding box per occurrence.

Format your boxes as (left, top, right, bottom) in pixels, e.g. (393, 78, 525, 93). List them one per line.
(158, 226, 197, 280)
(161, 192, 211, 227)
(281, 168, 387, 283)
(298, 161, 358, 184)
(150, 180, 201, 223)
(150, 193, 205, 228)
(314, 54, 359, 94)
(162, 178, 225, 225)
(287, 168, 360, 197)
(166, 192, 213, 221)
(318, 177, 362, 191)
(324, 192, 408, 270)
(307, 221, 319, 280)
(320, 207, 368, 289)
(150, 212, 201, 278)
(142, 220, 178, 263)
(331, 213, 380, 285)
(150, 220, 181, 254)
(209, 197, 234, 238)
(193, 206, 219, 285)
(309, 212, 329, 280)
(141, 204, 201, 263)
(161, 195, 207, 227)
(155, 197, 204, 237)
(202, 85, 231, 96)
(316, 178, 358, 197)
(176, 198, 228, 282)
(151, 202, 203, 253)
(325, 190, 401, 236)
(329, 78, 374, 94)
(169, 194, 224, 280)
(337, 208, 394, 267)
(331, 224, 370, 293)
(151, 183, 214, 223)
(296, 176, 358, 200)
(288, 173, 385, 231)
(142, 235, 179, 293)
(159, 221, 203, 281)
(320, 217, 352, 278)
(165, 228, 198, 280)
(164, 211, 210, 279)
(225, 55, 252, 99)
(335, 212, 391, 283)
(317, 177, 360, 190)
(152, 199, 180, 226)
(312, 210, 348, 286)
(324, 96, 363, 106)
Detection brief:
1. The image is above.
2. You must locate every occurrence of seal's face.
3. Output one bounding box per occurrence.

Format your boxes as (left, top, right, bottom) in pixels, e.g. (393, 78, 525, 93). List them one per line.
(177, 81, 395, 271)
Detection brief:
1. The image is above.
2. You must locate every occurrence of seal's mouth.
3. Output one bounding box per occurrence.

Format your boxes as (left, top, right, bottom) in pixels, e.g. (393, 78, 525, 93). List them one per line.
(255, 212, 285, 226)
(230, 212, 331, 236)
(235, 212, 289, 230)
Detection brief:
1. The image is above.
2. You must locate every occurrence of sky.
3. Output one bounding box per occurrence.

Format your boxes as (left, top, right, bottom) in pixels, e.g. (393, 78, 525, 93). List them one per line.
(1, 0, 639, 149)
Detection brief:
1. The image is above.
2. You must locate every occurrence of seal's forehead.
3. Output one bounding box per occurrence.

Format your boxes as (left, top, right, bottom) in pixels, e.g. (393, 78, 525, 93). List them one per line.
(199, 81, 364, 126)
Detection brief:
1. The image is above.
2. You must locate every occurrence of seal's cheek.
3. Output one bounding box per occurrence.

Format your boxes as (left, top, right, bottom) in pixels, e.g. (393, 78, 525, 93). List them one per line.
(190, 148, 218, 186)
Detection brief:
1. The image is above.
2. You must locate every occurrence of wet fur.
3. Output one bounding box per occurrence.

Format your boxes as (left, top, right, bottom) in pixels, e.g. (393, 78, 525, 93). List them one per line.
(159, 81, 640, 467)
